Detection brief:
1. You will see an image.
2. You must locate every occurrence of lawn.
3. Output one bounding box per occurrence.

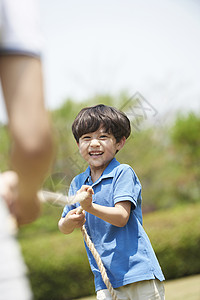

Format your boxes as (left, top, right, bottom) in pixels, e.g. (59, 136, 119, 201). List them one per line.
(164, 274, 200, 300)
(77, 274, 200, 300)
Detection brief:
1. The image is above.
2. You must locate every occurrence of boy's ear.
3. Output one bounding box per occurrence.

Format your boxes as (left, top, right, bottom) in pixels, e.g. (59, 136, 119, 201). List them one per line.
(116, 136, 126, 151)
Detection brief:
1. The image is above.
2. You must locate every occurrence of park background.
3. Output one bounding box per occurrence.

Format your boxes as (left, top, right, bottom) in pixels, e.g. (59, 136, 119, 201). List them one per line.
(0, 95, 200, 299)
(0, 0, 200, 299)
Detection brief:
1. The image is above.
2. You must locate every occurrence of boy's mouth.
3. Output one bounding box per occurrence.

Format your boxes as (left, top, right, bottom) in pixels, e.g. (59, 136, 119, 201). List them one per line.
(89, 151, 103, 156)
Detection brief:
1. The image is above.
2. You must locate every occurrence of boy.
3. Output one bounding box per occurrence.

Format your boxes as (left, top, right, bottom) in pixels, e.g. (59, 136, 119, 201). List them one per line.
(58, 104, 165, 300)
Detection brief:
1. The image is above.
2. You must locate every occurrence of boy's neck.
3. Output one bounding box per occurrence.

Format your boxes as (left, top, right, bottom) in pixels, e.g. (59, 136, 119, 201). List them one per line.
(90, 161, 111, 183)
(90, 169, 103, 183)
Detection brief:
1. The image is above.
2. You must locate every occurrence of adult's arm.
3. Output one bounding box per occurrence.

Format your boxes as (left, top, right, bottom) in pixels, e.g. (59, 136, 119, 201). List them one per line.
(0, 55, 55, 225)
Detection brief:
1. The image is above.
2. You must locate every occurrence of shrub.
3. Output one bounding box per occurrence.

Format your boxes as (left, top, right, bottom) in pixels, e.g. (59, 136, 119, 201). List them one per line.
(19, 204, 93, 300)
(144, 203, 200, 279)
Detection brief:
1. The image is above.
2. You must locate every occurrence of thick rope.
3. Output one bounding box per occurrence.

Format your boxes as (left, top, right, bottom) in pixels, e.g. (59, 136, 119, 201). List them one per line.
(81, 225, 118, 300)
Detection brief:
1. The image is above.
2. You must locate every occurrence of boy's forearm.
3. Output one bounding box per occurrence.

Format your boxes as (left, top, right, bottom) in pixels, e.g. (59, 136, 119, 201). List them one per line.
(86, 202, 130, 227)
(58, 217, 75, 234)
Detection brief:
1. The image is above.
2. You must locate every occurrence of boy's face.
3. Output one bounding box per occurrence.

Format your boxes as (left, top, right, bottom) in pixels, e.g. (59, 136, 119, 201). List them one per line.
(78, 127, 125, 173)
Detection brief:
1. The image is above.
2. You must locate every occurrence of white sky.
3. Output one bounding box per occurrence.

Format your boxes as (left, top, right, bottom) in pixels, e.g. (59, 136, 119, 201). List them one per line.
(0, 0, 200, 124)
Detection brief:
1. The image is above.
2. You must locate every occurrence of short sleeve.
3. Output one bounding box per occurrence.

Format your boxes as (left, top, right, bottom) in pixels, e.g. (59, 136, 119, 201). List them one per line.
(113, 166, 141, 209)
(61, 178, 77, 218)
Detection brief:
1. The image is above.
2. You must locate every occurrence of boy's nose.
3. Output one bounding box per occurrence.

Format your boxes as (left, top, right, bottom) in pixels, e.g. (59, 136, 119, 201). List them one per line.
(90, 138, 100, 147)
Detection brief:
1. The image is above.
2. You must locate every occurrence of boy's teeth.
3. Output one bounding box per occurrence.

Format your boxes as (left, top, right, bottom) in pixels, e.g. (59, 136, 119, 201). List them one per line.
(90, 152, 103, 155)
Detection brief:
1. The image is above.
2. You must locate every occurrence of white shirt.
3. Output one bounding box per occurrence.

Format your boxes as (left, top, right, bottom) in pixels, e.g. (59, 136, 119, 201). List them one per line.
(0, 0, 43, 56)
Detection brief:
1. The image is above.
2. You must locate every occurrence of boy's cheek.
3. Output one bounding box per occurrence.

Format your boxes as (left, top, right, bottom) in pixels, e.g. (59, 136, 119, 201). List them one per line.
(78, 144, 86, 154)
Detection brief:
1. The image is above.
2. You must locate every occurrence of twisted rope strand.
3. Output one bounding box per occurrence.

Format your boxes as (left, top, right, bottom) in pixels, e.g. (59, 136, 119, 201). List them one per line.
(81, 225, 118, 300)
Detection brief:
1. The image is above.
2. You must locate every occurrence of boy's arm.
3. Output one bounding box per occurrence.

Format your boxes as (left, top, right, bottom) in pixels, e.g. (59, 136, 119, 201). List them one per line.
(86, 201, 131, 227)
(58, 208, 86, 234)
(78, 186, 131, 227)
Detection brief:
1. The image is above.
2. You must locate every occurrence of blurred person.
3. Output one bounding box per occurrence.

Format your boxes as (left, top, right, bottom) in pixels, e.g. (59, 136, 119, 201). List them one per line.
(0, 0, 55, 299)
(0, 0, 54, 225)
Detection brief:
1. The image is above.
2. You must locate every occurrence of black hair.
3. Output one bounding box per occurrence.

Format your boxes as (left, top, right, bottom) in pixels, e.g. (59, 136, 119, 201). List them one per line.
(72, 104, 131, 143)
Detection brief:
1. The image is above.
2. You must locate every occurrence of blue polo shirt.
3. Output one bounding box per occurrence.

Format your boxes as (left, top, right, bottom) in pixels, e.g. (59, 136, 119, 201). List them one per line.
(62, 158, 165, 291)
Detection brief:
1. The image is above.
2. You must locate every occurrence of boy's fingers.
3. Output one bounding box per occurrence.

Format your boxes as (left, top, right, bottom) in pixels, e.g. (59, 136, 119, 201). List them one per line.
(76, 207, 84, 215)
(81, 185, 94, 194)
(78, 185, 91, 192)
(87, 187, 94, 194)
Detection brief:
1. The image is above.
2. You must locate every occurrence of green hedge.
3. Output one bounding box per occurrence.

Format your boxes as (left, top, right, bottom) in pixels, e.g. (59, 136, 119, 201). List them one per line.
(20, 232, 93, 300)
(144, 203, 200, 280)
(18, 204, 94, 300)
(18, 203, 200, 300)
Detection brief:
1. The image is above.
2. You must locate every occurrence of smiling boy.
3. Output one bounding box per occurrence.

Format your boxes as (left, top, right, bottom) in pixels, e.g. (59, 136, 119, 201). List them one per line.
(58, 104, 165, 300)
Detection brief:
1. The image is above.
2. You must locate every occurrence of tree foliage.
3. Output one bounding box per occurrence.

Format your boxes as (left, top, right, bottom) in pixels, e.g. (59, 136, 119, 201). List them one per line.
(0, 95, 199, 210)
(169, 112, 200, 204)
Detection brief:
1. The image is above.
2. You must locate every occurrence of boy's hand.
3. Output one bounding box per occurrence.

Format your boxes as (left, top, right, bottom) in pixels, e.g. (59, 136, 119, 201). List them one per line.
(68, 208, 86, 228)
(58, 208, 86, 234)
(77, 185, 94, 211)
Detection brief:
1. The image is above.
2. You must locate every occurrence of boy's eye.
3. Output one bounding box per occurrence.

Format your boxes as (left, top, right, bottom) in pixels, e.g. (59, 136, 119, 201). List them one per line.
(81, 136, 91, 140)
(99, 135, 108, 139)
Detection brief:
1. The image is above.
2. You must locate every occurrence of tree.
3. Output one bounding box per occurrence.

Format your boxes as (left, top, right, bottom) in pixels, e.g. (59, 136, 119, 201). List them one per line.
(170, 112, 200, 203)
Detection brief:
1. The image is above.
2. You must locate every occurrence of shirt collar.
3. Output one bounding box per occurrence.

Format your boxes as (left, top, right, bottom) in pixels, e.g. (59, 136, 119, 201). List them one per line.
(83, 158, 120, 185)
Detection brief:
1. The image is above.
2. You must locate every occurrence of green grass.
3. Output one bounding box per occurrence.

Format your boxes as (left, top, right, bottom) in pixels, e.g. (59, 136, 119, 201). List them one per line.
(164, 275, 200, 300)
(76, 275, 200, 300)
